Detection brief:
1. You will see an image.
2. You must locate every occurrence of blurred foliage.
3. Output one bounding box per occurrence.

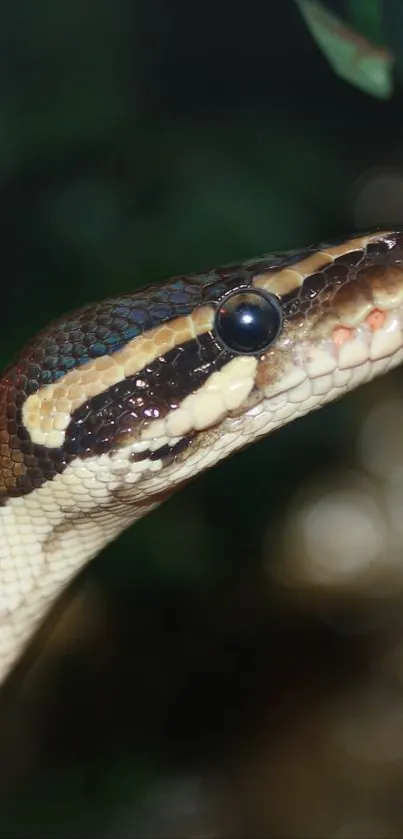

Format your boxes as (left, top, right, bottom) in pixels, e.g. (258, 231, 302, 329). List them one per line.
(296, 0, 392, 99)
(2, 0, 403, 836)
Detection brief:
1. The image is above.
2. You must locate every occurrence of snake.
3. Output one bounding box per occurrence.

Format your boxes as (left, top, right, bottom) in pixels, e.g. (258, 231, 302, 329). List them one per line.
(1, 228, 403, 685)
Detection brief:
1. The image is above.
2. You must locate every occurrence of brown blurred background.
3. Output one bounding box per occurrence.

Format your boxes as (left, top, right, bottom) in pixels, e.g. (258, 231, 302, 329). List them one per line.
(3, 0, 403, 836)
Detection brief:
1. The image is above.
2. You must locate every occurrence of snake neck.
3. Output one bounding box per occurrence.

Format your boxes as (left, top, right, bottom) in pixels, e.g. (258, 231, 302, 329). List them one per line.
(0, 491, 156, 683)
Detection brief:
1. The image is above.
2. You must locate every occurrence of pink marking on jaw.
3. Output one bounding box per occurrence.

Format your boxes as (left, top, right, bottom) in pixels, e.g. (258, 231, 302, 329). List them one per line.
(332, 309, 387, 349)
(332, 326, 353, 347)
(366, 309, 386, 331)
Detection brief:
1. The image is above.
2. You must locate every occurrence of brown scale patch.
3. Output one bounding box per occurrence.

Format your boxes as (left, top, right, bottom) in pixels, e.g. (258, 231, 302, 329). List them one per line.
(0, 421, 70, 504)
(254, 345, 286, 392)
(44, 512, 90, 556)
(359, 263, 403, 308)
(317, 258, 403, 332)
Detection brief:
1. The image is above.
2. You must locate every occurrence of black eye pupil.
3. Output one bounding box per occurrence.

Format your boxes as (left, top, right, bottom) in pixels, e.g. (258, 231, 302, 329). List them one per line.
(214, 289, 282, 354)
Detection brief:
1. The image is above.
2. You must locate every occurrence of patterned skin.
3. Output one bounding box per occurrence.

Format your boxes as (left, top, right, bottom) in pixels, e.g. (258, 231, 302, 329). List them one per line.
(1, 229, 403, 682)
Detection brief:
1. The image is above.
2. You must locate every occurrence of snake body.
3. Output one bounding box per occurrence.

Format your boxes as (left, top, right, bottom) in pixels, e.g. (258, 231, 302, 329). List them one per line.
(1, 229, 403, 683)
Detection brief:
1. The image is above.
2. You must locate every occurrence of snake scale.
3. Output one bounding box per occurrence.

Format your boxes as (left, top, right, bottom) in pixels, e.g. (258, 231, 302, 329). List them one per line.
(1, 228, 403, 684)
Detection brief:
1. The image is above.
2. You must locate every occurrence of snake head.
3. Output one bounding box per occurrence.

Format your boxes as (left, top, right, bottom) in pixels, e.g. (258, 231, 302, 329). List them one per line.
(1, 229, 403, 512)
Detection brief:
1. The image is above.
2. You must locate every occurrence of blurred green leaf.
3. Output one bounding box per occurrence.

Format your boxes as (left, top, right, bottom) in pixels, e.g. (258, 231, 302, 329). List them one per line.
(295, 0, 393, 98)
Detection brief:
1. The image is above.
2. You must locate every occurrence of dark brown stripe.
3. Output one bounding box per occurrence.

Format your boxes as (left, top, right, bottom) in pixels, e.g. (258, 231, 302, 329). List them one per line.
(63, 332, 231, 458)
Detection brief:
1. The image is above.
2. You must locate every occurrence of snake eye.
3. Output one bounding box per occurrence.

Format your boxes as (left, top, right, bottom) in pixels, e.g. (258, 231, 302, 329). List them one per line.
(214, 289, 283, 354)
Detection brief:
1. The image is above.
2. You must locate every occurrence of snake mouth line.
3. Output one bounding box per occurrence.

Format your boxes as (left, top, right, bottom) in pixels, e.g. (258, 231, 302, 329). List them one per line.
(128, 433, 193, 466)
(258, 306, 403, 406)
(305, 306, 402, 375)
